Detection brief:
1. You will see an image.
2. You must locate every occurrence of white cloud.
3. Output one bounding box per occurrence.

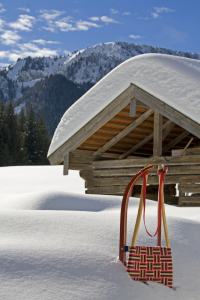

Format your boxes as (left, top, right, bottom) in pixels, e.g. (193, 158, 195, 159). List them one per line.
(9, 15, 36, 31)
(110, 9, 119, 14)
(151, 13, 159, 19)
(122, 12, 130, 15)
(154, 7, 175, 13)
(42, 14, 118, 33)
(54, 18, 76, 32)
(89, 17, 99, 21)
(0, 30, 22, 45)
(32, 39, 60, 45)
(100, 16, 119, 23)
(0, 62, 9, 68)
(0, 17, 5, 27)
(64, 50, 71, 56)
(151, 7, 175, 18)
(18, 7, 30, 13)
(76, 20, 100, 31)
(138, 17, 149, 20)
(0, 43, 59, 62)
(129, 34, 143, 39)
(39, 9, 65, 20)
(47, 17, 100, 32)
(0, 3, 5, 13)
(42, 25, 56, 33)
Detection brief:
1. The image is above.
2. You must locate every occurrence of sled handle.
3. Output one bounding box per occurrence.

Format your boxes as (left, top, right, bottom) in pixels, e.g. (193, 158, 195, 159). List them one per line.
(119, 165, 155, 265)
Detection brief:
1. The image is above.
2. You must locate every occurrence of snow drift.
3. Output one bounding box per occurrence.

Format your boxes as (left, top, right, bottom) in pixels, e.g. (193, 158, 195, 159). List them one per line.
(48, 54, 200, 157)
(0, 166, 200, 299)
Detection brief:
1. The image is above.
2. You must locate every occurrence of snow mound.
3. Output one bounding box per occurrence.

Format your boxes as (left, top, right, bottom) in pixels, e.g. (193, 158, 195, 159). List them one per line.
(48, 54, 200, 157)
(1, 166, 200, 299)
(0, 191, 122, 211)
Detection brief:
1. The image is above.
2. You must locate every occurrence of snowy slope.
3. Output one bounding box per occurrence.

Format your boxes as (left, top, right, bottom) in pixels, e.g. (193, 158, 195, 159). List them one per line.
(48, 53, 200, 157)
(0, 165, 200, 300)
(0, 42, 200, 102)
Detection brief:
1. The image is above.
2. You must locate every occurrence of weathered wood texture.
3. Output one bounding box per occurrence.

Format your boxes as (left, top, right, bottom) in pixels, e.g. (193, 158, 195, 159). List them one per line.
(153, 111, 163, 157)
(179, 184, 200, 193)
(85, 185, 127, 195)
(93, 155, 200, 169)
(131, 84, 200, 139)
(118, 119, 172, 159)
(130, 99, 136, 117)
(63, 154, 69, 175)
(178, 184, 200, 206)
(162, 121, 175, 141)
(172, 147, 200, 157)
(178, 137, 193, 158)
(86, 175, 200, 188)
(162, 131, 190, 153)
(93, 165, 200, 177)
(69, 163, 92, 171)
(178, 196, 200, 206)
(48, 85, 134, 165)
(48, 82, 200, 166)
(93, 108, 154, 156)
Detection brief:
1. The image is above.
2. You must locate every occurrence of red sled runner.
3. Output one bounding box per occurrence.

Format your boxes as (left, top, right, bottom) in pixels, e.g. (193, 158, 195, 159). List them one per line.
(119, 165, 173, 288)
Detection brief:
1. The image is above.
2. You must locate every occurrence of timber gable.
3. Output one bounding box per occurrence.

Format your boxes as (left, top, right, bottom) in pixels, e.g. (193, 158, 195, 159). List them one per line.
(48, 83, 200, 206)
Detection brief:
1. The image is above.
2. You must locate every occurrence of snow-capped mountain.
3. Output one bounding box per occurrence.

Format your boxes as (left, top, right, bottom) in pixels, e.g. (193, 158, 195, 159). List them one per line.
(0, 42, 200, 102)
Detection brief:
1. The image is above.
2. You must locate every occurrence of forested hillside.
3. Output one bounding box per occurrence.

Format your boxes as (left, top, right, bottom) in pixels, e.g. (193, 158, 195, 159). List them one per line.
(0, 100, 50, 166)
(15, 75, 93, 136)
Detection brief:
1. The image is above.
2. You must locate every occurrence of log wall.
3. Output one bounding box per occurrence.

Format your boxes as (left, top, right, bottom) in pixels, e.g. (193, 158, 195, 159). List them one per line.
(69, 149, 200, 206)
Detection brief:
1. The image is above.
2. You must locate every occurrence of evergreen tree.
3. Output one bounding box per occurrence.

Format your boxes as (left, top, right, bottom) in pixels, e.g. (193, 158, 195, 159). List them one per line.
(3, 99, 25, 165)
(37, 116, 50, 165)
(24, 104, 39, 165)
(18, 107, 26, 138)
(0, 101, 6, 165)
(18, 107, 28, 163)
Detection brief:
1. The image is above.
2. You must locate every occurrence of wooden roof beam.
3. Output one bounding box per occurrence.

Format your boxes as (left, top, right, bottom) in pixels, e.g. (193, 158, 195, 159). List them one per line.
(48, 85, 134, 165)
(162, 131, 190, 154)
(130, 99, 136, 117)
(119, 119, 172, 159)
(131, 83, 200, 138)
(92, 108, 154, 157)
(93, 154, 200, 169)
(162, 121, 175, 141)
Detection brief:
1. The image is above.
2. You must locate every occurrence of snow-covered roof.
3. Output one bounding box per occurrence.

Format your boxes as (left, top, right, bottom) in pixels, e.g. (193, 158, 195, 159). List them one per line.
(48, 54, 200, 157)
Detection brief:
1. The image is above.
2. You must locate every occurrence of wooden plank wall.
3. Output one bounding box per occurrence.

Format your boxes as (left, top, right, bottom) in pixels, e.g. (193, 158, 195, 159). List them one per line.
(69, 149, 200, 206)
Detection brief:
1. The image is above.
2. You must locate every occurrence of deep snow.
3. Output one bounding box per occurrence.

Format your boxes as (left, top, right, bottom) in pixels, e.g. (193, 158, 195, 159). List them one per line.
(48, 54, 200, 157)
(0, 166, 200, 300)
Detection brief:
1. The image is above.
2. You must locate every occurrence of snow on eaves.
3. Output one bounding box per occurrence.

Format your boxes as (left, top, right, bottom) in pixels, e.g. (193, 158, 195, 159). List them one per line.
(48, 54, 200, 157)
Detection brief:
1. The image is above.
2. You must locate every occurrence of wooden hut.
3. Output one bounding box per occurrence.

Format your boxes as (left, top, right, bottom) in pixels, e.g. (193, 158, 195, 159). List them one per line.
(47, 54, 200, 206)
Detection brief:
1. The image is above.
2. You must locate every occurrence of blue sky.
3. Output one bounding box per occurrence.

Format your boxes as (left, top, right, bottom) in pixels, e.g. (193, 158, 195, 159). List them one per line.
(0, 0, 200, 67)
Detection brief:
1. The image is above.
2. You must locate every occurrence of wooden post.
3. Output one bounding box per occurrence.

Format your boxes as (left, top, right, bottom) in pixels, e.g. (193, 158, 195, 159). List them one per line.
(178, 187, 185, 206)
(178, 137, 194, 159)
(63, 154, 69, 175)
(157, 166, 162, 247)
(153, 111, 163, 157)
(130, 99, 136, 117)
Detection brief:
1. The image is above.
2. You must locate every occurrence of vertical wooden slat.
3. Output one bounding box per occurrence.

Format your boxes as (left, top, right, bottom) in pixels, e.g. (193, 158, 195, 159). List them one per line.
(178, 189, 185, 206)
(130, 99, 136, 117)
(153, 111, 163, 157)
(157, 166, 162, 247)
(63, 154, 69, 175)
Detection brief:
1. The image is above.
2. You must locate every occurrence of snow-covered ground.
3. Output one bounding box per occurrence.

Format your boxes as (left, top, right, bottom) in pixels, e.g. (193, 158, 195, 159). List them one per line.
(0, 166, 199, 299)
